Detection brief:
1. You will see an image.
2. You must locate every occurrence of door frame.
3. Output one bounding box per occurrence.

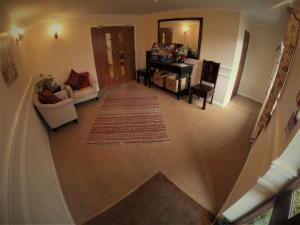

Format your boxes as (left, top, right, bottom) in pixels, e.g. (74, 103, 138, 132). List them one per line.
(231, 30, 250, 98)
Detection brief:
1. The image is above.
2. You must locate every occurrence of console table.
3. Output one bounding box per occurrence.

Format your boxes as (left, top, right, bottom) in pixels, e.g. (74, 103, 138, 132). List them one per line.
(146, 51, 194, 100)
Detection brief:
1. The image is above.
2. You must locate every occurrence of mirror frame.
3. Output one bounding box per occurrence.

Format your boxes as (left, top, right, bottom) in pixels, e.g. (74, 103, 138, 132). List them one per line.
(157, 17, 203, 60)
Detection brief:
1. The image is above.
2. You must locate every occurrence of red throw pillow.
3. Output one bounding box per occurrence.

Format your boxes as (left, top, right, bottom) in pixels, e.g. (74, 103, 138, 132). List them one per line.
(38, 90, 61, 104)
(65, 69, 83, 90)
(79, 72, 90, 89)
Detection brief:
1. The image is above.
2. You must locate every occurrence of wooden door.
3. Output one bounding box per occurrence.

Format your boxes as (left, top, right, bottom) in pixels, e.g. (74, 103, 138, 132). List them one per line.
(159, 28, 173, 44)
(91, 26, 135, 88)
(231, 30, 250, 98)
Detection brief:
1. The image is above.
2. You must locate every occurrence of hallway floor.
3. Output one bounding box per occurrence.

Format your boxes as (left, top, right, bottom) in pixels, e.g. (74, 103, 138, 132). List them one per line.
(49, 82, 261, 224)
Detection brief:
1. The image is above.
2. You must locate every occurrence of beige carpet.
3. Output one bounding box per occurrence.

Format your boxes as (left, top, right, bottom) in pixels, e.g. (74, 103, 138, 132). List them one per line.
(48, 81, 261, 224)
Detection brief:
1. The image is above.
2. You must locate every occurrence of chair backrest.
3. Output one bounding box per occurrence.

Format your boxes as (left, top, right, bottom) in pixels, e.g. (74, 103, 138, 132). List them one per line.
(200, 60, 220, 86)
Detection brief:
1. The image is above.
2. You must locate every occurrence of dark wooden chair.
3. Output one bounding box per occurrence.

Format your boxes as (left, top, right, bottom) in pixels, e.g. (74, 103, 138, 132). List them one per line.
(189, 60, 220, 110)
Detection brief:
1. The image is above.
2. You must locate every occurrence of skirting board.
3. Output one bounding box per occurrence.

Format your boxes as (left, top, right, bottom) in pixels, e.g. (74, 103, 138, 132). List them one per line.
(237, 91, 263, 104)
(213, 100, 226, 108)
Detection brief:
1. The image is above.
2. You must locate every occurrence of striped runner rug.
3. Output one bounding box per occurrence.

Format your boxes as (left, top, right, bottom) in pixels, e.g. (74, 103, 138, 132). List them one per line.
(87, 93, 170, 145)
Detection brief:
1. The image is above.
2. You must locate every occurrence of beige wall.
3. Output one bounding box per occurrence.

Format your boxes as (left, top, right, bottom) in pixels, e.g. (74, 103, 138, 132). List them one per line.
(138, 10, 240, 68)
(16, 10, 241, 107)
(138, 10, 241, 106)
(21, 15, 142, 86)
(220, 24, 300, 216)
(0, 35, 73, 223)
(238, 24, 285, 103)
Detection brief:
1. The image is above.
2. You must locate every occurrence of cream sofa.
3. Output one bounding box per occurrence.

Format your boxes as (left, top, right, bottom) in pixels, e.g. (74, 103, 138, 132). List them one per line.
(34, 90, 78, 130)
(64, 75, 99, 104)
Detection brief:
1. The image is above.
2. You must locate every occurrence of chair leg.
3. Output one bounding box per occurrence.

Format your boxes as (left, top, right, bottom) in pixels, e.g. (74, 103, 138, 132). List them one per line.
(211, 94, 214, 104)
(189, 89, 193, 104)
(203, 97, 207, 110)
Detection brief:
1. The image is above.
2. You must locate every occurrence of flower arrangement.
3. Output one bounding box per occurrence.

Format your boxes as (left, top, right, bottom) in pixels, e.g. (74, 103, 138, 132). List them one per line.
(36, 74, 60, 93)
(187, 48, 198, 59)
(174, 47, 188, 63)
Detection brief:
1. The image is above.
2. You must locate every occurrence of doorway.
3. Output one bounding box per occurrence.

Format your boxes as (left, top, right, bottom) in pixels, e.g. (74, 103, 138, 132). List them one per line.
(159, 27, 173, 44)
(91, 26, 136, 88)
(232, 30, 250, 98)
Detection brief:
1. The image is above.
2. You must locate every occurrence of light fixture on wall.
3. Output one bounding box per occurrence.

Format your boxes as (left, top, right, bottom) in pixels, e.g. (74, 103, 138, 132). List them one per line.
(183, 25, 189, 34)
(49, 23, 61, 39)
(10, 25, 24, 45)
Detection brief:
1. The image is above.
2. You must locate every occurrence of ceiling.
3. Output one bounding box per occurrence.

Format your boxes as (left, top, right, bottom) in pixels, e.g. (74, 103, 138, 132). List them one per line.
(1, 0, 298, 29)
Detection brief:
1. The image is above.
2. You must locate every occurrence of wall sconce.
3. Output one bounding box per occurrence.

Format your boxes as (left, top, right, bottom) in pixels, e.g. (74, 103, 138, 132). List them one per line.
(10, 25, 24, 45)
(183, 26, 189, 34)
(49, 24, 61, 39)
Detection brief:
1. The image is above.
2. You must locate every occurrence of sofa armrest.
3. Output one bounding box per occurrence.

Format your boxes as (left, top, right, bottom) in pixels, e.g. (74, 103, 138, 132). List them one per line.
(89, 76, 99, 92)
(54, 90, 69, 100)
(34, 97, 74, 109)
(64, 85, 74, 98)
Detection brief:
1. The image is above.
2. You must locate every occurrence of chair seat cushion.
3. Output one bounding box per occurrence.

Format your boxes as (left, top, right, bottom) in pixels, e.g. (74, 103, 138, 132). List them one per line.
(192, 84, 214, 92)
(191, 84, 215, 97)
(73, 86, 95, 99)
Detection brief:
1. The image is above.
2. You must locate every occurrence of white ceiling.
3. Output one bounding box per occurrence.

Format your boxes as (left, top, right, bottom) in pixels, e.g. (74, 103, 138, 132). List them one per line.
(1, 0, 298, 29)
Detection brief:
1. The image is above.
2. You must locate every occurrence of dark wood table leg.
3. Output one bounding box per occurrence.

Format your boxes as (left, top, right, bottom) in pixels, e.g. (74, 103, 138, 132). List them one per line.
(144, 73, 147, 86)
(187, 71, 192, 95)
(147, 67, 152, 88)
(177, 74, 181, 100)
(189, 88, 193, 104)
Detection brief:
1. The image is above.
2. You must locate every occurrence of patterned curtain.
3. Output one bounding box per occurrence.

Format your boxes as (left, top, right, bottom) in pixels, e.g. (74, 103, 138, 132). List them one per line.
(251, 7, 300, 141)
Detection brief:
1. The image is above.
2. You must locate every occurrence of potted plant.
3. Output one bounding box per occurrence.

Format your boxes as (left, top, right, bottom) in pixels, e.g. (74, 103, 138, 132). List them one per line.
(36, 74, 60, 93)
(174, 47, 188, 63)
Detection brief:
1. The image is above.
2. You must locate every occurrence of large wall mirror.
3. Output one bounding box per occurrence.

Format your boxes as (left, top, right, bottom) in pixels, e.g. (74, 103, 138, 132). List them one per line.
(158, 18, 203, 60)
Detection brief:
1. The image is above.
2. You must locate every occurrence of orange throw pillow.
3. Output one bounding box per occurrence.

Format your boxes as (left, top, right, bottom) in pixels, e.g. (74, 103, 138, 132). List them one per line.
(38, 90, 61, 104)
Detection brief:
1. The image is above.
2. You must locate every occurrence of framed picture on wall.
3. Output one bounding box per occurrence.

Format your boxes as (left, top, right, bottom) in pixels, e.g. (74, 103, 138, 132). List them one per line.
(0, 38, 18, 85)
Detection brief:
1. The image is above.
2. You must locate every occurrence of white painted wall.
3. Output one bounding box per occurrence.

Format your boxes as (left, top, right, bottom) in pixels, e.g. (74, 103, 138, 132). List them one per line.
(223, 13, 250, 106)
(238, 24, 285, 103)
(0, 36, 74, 224)
(223, 129, 300, 221)
(219, 21, 300, 220)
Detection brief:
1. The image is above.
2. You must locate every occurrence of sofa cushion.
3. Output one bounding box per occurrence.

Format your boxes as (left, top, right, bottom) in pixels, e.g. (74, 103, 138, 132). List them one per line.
(73, 86, 95, 99)
(38, 90, 61, 104)
(79, 72, 90, 89)
(65, 69, 84, 90)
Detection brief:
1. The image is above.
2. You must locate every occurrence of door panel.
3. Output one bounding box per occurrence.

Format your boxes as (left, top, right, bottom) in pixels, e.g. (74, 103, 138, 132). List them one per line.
(91, 26, 135, 88)
(159, 28, 173, 43)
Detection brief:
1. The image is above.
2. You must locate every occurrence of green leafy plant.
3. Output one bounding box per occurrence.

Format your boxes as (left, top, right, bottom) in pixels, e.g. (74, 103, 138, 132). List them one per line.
(187, 48, 198, 58)
(249, 208, 273, 225)
(36, 74, 59, 93)
(292, 189, 300, 216)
